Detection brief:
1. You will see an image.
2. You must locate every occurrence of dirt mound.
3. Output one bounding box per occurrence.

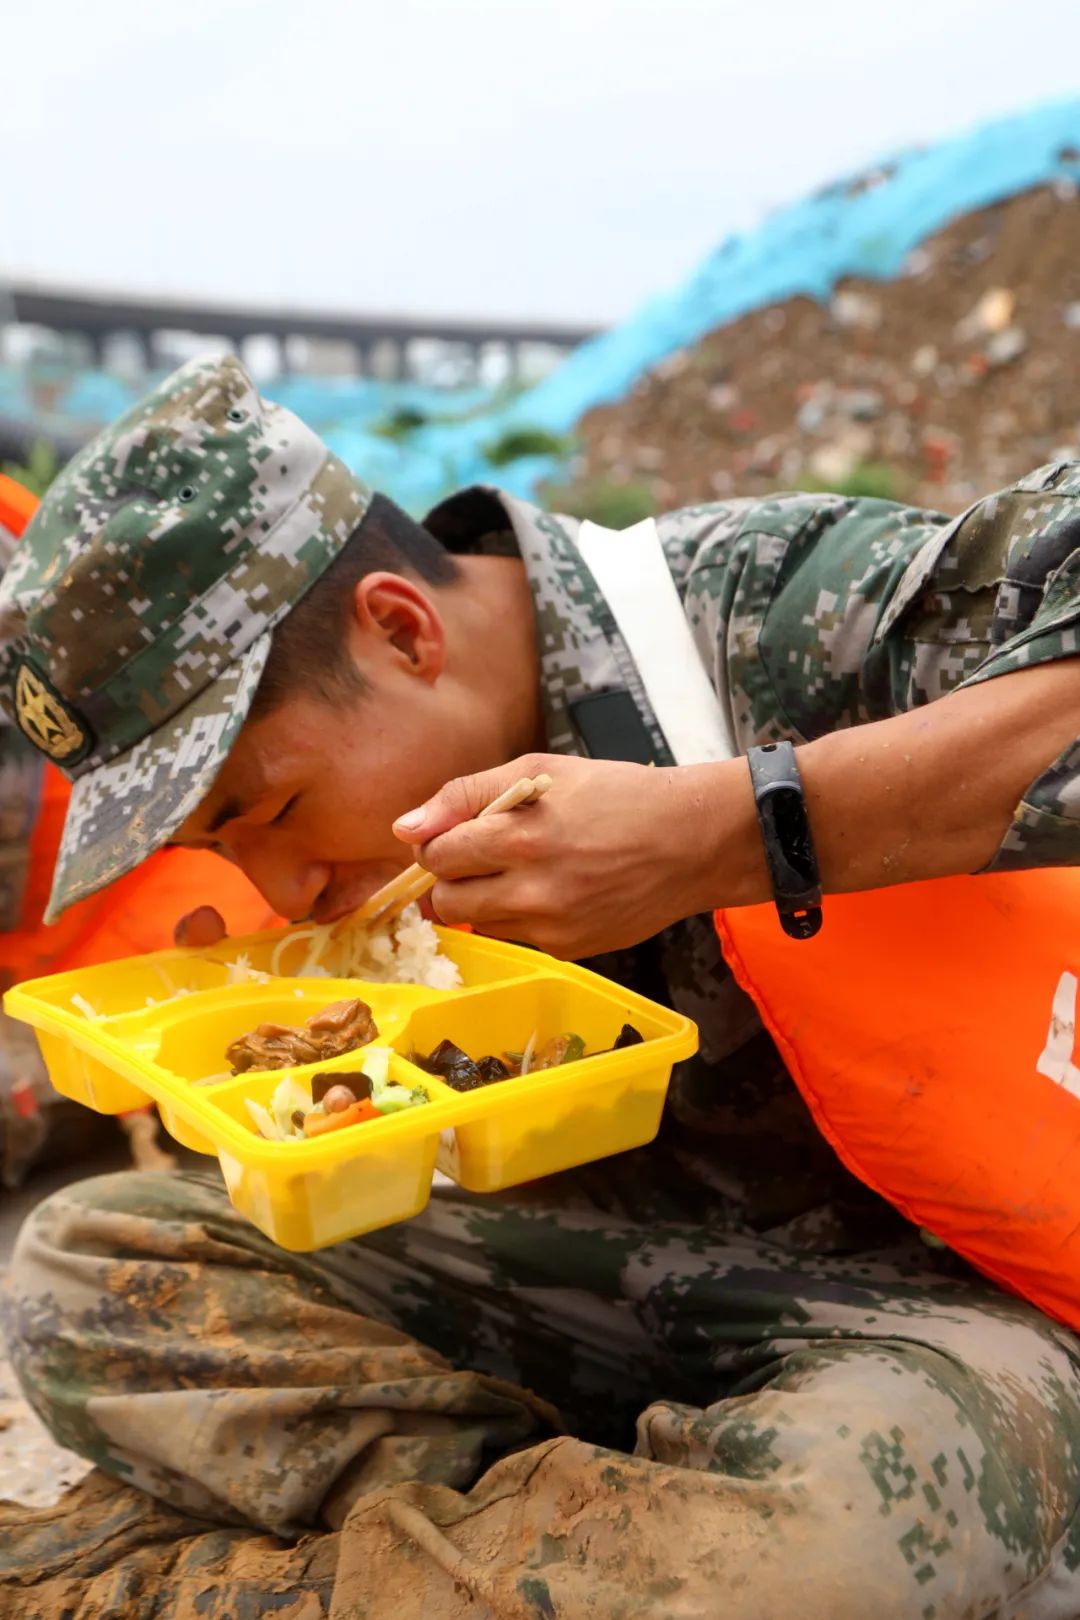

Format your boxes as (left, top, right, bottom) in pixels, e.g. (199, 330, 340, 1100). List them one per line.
(563, 185, 1080, 517)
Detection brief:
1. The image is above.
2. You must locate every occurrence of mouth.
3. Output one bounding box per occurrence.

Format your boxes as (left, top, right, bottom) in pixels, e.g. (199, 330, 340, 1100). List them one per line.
(311, 865, 416, 927)
(312, 886, 440, 929)
(311, 894, 369, 926)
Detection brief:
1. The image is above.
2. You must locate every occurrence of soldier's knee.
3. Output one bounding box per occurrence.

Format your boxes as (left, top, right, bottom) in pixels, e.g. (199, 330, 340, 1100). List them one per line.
(3, 1168, 198, 1373)
(9, 1168, 172, 1278)
(2, 1170, 189, 1443)
(640, 1341, 1070, 1616)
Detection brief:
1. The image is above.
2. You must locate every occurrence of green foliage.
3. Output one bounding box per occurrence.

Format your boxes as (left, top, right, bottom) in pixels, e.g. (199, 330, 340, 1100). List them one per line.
(540, 476, 658, 529)
(1, 441, 60, 497)
(801, 460, 908, 502)
(482, 427, 574, 468)
(369, 383, 538, 445)
(369, 407, 430, 441)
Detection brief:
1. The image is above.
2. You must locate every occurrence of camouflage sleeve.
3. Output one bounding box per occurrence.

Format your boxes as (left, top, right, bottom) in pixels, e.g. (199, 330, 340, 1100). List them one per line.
(0, 523, 44, 930)
(965, 596, 1080, 873)
(984, 741, 1080, 870)
(946, 464, 1080, 873)
(664, 470, 1080, 874)
(658, 469, 1080, 873)
(661, 493, 947, 747)
(0, 519, 51, 1185)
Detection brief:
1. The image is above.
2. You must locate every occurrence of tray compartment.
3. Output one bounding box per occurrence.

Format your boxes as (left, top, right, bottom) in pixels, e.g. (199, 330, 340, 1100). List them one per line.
(4, 926, 697, 1248)
(398, 976, 693, 1192)
(148, 981, 430, 1086)
(198, 1058, 450, 1248)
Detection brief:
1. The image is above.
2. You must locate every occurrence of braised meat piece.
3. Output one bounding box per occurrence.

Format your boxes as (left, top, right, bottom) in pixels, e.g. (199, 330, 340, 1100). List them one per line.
(306, 999, 379, 1052)
(226, 1023, 321, 1072)
(226, 998, 378, 1074)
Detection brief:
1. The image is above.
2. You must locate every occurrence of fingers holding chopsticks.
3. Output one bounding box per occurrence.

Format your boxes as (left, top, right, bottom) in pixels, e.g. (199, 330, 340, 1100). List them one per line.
(416, 790, 551, 881)
(341, 770, 551, 932)
(397, 753, 714, 959)
(394, 762, 551, 844)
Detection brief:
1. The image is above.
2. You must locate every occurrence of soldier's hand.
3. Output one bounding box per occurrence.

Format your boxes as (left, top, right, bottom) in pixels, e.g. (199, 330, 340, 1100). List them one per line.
(174, 906, 229, 948)
(393, 753, 748, 958)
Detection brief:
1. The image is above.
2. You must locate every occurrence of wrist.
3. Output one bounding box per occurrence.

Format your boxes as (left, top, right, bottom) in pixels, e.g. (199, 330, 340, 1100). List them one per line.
(745, 741, 823, 937)
(669, 761, 772, 914)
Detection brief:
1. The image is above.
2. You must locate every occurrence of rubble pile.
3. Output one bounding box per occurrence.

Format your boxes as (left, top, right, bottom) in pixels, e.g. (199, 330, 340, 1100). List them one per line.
(568, 185, 1080, 515)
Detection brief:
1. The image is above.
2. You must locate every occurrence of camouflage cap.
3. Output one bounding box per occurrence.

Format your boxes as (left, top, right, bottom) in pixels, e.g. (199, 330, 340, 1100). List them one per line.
(0, 354, 371, 921)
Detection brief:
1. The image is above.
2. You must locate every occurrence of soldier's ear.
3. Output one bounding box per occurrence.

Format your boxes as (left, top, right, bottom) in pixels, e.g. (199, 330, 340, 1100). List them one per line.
(350, 572, 445, 683)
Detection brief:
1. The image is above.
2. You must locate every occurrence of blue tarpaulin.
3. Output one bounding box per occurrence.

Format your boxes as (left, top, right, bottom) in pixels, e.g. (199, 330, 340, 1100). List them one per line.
(5, 96, 1080, 513)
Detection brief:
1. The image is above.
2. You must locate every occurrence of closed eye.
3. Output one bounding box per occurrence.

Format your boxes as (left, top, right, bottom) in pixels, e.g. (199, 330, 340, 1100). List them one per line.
(271, 793, 300, 827)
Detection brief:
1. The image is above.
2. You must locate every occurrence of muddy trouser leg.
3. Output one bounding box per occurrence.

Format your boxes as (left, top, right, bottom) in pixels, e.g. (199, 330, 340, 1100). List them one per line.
(5, 1166, 1080, 1620)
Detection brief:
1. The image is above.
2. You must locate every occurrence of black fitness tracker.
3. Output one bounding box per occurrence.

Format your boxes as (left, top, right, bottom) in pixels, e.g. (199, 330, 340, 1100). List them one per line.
(746, 742, 823, 940)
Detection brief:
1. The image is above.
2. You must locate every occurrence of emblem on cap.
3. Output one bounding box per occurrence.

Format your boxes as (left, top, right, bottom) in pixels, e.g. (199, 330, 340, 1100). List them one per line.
(14, 661, 91, 764)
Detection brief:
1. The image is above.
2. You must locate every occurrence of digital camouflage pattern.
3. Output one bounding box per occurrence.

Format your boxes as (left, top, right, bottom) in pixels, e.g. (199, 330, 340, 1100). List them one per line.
(0, 515, 53, 1186)
(665, 460, 1080, 876)
(0, 727, 41, 934)
(6, 1163, 1080, 1619)
(0, 518, 43, 935)
(0, 355, 371, 923)
(439, 462, 1080, 880)
(7, 457, 1080, 1615)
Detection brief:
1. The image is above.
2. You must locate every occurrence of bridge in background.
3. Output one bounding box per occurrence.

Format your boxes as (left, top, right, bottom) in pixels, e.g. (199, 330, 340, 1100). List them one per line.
(3, 283, 600, 382)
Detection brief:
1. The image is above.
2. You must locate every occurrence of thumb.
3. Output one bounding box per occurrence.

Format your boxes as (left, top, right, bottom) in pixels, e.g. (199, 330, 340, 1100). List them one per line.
(175, 906, 228, 948)
(393, 766, 522, 847)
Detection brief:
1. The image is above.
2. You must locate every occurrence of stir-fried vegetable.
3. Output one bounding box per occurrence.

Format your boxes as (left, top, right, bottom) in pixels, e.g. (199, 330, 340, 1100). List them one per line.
(244, 1046, 430, 1141)
(415, 1023, 643, 1093)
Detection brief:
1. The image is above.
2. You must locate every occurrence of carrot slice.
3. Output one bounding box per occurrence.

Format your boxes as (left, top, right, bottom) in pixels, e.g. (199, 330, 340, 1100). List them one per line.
(303, 1098, 380, 1137)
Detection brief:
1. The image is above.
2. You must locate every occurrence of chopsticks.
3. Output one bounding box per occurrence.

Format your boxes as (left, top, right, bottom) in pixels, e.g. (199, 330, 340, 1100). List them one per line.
(331, 773, 553, 937)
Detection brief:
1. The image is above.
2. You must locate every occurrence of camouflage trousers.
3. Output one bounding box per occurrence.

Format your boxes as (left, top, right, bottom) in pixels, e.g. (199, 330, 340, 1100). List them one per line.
(5, 1157, 1080, 1620)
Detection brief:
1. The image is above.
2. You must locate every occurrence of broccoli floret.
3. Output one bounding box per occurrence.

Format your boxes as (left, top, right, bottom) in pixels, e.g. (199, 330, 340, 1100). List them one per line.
(371, 1076, 430, 1114)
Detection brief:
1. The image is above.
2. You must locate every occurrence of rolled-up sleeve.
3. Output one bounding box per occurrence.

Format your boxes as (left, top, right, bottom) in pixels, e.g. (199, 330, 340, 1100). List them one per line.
(954, 464, 1080, 871)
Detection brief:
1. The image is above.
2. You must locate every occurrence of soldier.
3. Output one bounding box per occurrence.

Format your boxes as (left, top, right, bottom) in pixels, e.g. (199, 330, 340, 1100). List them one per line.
(0, 505, 51, 1186)
(3, 353, 1080, 1619)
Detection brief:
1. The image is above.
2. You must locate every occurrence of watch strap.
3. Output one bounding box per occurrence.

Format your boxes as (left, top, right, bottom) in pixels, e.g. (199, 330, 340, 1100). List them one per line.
(746, 741, 823, 940)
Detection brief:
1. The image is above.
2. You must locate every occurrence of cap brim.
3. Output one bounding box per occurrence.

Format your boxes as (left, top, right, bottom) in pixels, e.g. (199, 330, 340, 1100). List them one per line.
(44, 633, 273, 923)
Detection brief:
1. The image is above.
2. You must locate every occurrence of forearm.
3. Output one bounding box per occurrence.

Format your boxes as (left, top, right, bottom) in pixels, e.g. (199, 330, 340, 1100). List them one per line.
(694, 659, 1080, 910)
(401, 659, 1080, 958)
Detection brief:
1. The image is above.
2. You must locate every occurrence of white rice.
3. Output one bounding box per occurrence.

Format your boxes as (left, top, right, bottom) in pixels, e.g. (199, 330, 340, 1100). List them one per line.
(328, 904, 462, 989)
(267, 904, 461, 990)
(224, 951, 271, 986)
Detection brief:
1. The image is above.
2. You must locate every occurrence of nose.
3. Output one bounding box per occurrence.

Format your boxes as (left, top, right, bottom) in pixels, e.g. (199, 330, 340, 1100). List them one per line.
(232, 838, 332, 925)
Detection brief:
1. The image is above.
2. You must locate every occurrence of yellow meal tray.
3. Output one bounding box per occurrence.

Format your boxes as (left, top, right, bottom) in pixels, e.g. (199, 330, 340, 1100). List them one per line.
(4, 924, 698, 1250)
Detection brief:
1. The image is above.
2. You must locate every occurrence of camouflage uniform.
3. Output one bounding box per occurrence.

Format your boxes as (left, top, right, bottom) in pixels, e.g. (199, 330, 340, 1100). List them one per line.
(0, 516, 70, 1186)
(5, 359, 1080, 1617)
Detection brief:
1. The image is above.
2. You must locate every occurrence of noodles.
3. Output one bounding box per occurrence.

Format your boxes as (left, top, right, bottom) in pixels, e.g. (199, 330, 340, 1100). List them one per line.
(265, 907, 461, 990)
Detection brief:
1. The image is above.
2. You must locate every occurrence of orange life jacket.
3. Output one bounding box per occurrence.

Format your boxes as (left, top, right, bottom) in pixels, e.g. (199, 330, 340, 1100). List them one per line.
(0, 474, 38, 538)
(716, 874, 1080, 1335)
(580, 512, 1080, 1336)
(0, 760, 276, 985)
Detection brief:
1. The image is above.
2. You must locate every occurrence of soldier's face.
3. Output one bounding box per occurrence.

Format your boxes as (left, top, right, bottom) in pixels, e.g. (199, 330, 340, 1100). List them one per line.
(175, 562, 541, 922)
(175, 689, 476, 923)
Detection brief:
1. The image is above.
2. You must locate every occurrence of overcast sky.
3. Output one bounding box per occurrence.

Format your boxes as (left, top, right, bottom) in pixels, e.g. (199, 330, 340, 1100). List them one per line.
(4, 0, 1080, 324)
